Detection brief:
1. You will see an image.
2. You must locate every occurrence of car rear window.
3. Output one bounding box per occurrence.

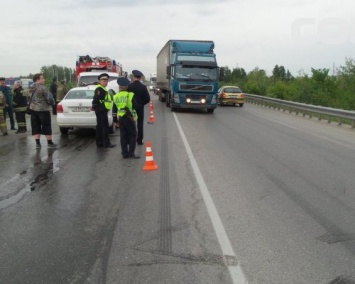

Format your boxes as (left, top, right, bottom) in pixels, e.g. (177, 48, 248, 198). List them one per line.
(224, 87, 242, 93)
(65, 90, 95, 99)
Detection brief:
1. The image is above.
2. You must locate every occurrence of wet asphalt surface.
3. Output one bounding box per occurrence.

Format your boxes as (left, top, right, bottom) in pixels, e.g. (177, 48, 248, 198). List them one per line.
(0, 110, 230, 284)
(1, 97, 355, 284)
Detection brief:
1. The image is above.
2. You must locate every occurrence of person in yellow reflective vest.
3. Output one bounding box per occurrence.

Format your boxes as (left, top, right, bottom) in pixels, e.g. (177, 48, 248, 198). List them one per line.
(13, 80, 28, 133)
(112, 77, 140, 159)
(92, 73, 115, 148)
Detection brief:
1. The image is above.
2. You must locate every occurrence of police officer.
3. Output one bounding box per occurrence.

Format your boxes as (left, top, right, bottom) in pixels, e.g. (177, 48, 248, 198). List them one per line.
(113, 77, 140, 159)
(92, 73, 115, 148)
(127, 70, 150, 145)
(13, 80, 28, 133)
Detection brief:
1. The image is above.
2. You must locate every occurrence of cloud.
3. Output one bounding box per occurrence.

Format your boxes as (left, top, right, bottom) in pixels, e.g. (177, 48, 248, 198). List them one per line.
(1, 0, 354, 77)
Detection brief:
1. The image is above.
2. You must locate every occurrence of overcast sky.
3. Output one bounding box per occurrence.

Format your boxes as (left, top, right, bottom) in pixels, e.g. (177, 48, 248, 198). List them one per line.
(1, 0, 354, 78)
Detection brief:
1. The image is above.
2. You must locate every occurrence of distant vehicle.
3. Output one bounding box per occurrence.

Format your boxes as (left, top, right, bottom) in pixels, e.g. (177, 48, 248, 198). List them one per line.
(56, 85, 114, 135)
(217, 86, 244, 107)
(19, 78, 33, 90)
(149, 73, 156, 92)
(156, 39, 219, 113)
(75, 55, 122, 82)
(4, 77, 18, 88)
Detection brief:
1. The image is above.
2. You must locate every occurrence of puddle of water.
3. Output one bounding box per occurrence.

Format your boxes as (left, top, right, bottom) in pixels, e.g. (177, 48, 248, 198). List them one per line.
(0, 185, 31, 210)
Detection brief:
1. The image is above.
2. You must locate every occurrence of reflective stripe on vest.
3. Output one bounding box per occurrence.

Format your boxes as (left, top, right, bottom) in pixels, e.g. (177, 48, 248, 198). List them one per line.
(113, 91, 137, 119)
(96, 85, 112, 110)
(0, 91, 4, 105)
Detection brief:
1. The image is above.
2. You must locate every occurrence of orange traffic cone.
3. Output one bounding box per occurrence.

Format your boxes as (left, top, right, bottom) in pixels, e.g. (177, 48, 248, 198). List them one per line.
(147, 109, 156, 124)
(143, 141, 158, 171)
(149, 100, 154, 110)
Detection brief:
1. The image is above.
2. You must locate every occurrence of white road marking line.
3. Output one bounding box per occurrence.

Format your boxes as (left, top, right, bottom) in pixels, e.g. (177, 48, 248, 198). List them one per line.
(173, 113, 248, 284)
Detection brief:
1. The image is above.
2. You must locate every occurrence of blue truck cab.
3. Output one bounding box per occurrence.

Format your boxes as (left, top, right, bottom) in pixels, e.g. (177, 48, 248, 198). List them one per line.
(156, 40, 219, 113)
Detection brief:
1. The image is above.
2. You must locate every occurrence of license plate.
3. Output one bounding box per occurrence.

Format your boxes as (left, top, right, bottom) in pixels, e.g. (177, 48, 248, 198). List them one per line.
(71, 107, 90, 112)
(190, 101, 201, 104)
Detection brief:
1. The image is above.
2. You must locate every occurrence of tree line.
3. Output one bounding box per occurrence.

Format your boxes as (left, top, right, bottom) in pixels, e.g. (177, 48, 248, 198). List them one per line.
(24, 65, 76, 89)
(21, 58, 355, 111)
(219, 57, 355, 110)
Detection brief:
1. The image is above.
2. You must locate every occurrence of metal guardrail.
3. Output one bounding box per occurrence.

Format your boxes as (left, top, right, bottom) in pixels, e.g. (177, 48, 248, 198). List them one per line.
(244, 94, 355, 129)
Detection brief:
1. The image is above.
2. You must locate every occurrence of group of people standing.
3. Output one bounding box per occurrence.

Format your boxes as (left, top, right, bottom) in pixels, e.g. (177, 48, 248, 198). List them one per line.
(92, 70, 150, 158)
(0, 74, 65, 148)
(0, 77, 28, 135)
(2, 70, 150, 157)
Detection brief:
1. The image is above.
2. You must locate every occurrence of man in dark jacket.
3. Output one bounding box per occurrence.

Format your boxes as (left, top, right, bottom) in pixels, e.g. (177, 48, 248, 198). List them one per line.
(50, 77, 57, 115)
(56, 80, 67, 102)
(0, 78, 8, 135)
(0, 77, 16, 130)
(127, 70, 150, 145)
(13, 80, 28, 133)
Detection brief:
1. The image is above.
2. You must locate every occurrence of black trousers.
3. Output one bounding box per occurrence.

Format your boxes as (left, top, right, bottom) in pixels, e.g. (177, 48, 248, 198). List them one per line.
(15, 111, 27, 130)
(52, 94, 57, 115)
(136, 107, 144, 143)
(3, 105, 15, 128)
(119, 116, 137, 157)
(95, 111, 110, 147)
(31, 111, 52, 135)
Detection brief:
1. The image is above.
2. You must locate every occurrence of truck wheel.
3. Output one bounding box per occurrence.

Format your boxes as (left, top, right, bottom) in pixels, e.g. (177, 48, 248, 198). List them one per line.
(158, 90, 165, 102)
(207, 108, 214, 113)
(60, 127, 69, 135)
(239, 103, 244, 107)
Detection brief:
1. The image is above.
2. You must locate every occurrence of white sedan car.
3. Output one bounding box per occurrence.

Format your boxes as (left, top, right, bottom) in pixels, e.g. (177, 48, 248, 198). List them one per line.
(56, 85, 114, 135)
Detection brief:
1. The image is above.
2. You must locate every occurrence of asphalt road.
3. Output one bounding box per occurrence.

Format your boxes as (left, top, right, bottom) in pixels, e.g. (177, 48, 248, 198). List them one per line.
(0, 95, 355, 284)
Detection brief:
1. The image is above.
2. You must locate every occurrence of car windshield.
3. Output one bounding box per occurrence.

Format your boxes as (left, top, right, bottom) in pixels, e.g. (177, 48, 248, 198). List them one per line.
(65, 89, 95, 99)
(78, 75, 117, 86)
(224, 87, 242, 93)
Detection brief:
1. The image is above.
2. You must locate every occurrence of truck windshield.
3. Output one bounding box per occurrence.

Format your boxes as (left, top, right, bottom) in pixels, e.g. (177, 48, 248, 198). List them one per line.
(174, 66, 217, 81)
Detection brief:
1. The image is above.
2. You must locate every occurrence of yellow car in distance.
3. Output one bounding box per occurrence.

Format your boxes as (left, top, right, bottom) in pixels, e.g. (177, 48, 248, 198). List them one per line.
(218, 86, 244, 107)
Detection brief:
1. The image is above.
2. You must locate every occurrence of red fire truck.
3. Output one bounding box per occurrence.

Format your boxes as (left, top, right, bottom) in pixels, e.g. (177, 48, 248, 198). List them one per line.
(75, 55, 122, 81)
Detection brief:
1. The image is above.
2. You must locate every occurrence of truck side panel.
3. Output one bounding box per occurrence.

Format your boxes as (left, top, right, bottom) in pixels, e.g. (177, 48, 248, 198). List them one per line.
(156, 42, 170, 92)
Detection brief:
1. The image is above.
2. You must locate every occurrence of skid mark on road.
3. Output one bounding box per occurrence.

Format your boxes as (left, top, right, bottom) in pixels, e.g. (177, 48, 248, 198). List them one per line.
(159, 135, 172, 254)
(263, 168, 355, 255)
(126, 247, 234, 267)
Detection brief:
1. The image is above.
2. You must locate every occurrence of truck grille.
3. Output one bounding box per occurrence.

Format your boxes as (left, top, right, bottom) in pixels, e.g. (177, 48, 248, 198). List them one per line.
(179, 84, 213, 91)
(185, 95, 207, 100)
